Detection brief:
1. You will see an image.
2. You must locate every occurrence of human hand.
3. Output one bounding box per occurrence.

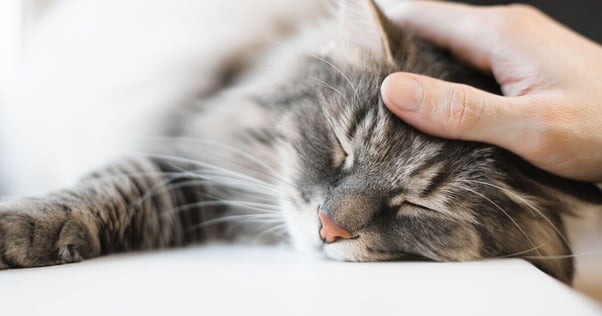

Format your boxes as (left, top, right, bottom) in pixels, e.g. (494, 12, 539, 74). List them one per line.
(380, 1, 602, 181)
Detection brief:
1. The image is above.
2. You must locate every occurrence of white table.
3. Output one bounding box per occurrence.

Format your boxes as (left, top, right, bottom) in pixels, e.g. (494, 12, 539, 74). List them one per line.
(1, 245, 600, 316)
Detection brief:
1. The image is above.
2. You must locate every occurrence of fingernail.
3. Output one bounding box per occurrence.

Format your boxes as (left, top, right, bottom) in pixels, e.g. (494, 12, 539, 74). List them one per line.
(381, 74, 424, 111)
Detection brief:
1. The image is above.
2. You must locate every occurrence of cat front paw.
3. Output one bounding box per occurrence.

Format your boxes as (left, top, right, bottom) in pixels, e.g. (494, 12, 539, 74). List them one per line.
(0, 201, 101, 269)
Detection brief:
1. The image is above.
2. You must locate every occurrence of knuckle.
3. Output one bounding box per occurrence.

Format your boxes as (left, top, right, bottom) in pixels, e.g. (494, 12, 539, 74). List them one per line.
(500, 4, 539, 21)
(507, 3, 540, 15)
(486, 4, 540, 34)
(443, 84, 481, 136)
(526, 107, 569, 159)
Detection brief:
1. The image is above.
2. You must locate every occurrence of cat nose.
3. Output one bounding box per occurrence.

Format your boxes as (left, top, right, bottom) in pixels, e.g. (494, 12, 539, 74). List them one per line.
(318, 211, 352, 243)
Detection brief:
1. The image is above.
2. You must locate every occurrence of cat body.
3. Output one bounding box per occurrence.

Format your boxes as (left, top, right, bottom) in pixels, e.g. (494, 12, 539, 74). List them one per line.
(0, 0, 599, 285)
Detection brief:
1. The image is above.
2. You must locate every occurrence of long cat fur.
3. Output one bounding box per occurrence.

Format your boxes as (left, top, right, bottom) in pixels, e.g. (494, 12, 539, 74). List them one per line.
(0, 0, 600, 285)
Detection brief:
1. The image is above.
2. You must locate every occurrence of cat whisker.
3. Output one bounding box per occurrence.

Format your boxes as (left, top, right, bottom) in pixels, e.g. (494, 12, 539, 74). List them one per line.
(187, 214, 285, 231)
(163, 200, 280, 221)
(303, 52, 359, 103)
(82, 170, 189, 183)
(487, 241, 551, 259)
(104, 155, 289, 232)
(305, 75, 348, 101)
(179, 199, 279, 213)
(453, 183, 541, 256)
(190, 172, 282, 195)
(521, 249, 602, 260)
(147, 137, 299, 190)
(457, 179, 571, 247)
(140, 176, 287, 209)
(125, 171, 287, 218)
(139, 153, 281, 191)
(123, 155, 282, 206)
(252, 223, 289, 243)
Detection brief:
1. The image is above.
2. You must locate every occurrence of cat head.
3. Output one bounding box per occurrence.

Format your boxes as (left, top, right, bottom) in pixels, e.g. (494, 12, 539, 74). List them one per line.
(270, 0, 600, 284)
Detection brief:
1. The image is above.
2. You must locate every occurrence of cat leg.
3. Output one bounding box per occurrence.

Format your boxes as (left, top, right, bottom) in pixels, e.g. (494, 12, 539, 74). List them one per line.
(0, 157, 224, 269)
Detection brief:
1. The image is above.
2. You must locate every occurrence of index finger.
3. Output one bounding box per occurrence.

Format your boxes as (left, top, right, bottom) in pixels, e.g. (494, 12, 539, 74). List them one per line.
(387, 1, 499, 71)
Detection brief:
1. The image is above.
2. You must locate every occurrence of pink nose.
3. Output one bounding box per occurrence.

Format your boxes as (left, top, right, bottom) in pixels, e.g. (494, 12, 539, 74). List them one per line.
(319, 211, 352, 243)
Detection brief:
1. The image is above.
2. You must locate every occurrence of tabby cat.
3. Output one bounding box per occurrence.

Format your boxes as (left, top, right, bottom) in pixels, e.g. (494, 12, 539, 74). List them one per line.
(0, 0, 599, 285)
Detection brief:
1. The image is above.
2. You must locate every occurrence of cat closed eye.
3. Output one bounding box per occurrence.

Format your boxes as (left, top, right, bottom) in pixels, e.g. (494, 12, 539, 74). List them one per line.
(395, 201, 438, 219)
(332, 133, 353, 170)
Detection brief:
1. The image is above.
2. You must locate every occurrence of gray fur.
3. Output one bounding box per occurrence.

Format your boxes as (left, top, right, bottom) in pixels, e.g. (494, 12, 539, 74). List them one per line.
(0, 0, 599, 285)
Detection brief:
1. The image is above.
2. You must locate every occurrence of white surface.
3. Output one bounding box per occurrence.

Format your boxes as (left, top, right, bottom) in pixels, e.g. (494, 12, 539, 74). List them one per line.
(0, 245, 600, 316)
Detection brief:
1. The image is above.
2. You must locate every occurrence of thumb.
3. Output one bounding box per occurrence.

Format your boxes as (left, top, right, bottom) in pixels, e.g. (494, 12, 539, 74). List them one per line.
(380, 72, 524, 148)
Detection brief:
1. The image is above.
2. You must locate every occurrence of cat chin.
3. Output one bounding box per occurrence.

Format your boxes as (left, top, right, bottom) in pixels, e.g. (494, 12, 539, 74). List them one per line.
(322, 241, 372, 262)
(287, 227, 325, 259)
(278, 198, 326, 255)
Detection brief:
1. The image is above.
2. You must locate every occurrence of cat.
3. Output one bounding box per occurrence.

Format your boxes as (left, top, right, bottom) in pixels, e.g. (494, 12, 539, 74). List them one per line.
(0, 0, 599, 285)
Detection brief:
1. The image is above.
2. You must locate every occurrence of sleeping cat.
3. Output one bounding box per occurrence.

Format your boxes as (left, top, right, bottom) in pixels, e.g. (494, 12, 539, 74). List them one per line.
(0, 0, 599, 285)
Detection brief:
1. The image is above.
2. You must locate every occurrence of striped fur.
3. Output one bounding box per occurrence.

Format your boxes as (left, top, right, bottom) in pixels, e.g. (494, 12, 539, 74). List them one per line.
(0, 0, 599, 285)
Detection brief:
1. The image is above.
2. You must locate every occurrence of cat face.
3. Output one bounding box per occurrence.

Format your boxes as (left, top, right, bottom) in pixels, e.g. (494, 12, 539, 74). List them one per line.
(276, 56, 575, 283)
(271, 0, 578, 284)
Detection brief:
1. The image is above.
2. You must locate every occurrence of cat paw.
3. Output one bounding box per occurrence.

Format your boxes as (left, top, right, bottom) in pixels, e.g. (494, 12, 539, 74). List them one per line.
(0, 201, 101, 269)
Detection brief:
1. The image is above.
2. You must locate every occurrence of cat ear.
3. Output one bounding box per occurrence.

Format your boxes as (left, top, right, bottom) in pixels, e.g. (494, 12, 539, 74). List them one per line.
(331, 0, 402, 65)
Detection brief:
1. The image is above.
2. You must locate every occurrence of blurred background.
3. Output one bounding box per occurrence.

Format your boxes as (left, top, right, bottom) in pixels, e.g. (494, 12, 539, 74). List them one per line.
(0, 0, 600, 303)
(1, 0, 601, 103)
(0, 0, 52, 101)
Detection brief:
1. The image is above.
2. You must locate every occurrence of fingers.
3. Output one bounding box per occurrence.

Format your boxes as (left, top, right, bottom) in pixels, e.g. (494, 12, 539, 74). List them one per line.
(388, 1, 533, 72)
(380, 72, 527, 150)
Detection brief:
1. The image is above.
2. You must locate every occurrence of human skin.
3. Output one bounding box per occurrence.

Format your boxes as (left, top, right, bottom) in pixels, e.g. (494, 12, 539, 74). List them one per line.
(380, 1, 602, 182)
